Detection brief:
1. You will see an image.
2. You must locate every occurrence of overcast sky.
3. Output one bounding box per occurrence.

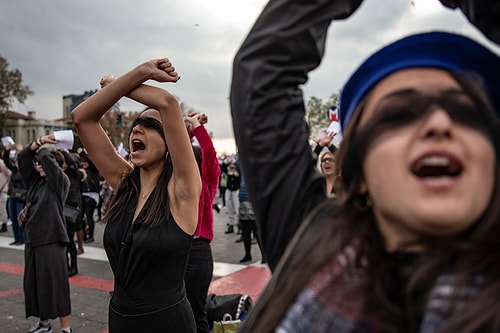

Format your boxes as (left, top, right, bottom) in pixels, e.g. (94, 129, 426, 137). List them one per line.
(1, 0, 498, 142)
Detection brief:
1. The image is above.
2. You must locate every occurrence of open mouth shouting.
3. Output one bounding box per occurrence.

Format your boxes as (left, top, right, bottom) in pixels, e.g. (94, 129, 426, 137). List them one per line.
(131, 138, 146, 152)
(130, 138, 147, 160)
(411, 153, 463, 183)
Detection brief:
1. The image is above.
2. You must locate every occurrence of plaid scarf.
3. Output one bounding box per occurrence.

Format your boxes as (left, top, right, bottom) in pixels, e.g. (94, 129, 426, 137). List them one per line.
(276, 245, 481, 333)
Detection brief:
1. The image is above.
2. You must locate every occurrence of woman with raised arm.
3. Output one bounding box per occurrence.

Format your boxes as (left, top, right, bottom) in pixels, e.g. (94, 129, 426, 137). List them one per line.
(72, 58, 201, 333)
(184, 112, 220, 333)
(18, 137, 72, 333)
(231, 1, 500, 332)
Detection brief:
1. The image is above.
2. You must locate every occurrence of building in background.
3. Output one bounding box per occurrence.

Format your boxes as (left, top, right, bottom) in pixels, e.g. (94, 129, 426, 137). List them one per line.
(63, 90, 97, 119)
(0, 90, 105, 147)
(1, 111, 73, 146)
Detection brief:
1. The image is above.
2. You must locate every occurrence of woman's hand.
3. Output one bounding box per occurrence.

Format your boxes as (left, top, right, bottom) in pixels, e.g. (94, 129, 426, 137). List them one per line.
(197, 113, 208, 125)
(144, 58, 180, 83)
(314, 131, 336, 147)
(184, 112, 208, 130)
(100, 58, 179, 90)
(32, 134, 57, 152)
(40, 134, 57, 145)
(99, 74, 115, 88)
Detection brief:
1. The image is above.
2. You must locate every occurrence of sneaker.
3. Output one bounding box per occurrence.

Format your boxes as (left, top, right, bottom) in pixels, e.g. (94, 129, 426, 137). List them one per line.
(61, 329, 72, 333)
(28, 321, 52, 333)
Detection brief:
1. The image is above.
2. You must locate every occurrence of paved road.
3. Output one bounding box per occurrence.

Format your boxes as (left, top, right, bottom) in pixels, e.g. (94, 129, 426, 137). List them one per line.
(0, 205, 269, 333)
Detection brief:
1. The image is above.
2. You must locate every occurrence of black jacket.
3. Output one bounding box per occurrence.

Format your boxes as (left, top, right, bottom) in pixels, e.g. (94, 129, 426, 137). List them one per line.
(62, 150, 83, 208)
(3, 149, 27, 202)
(18, 146, 70, 247)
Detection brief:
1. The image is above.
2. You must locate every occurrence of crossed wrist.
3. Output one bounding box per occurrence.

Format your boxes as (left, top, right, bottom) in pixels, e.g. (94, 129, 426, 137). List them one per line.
(35, 137, 44, 147)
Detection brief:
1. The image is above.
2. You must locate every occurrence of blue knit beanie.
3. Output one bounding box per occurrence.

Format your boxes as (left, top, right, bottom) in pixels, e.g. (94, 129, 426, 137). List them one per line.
(338, 31, 500, 132)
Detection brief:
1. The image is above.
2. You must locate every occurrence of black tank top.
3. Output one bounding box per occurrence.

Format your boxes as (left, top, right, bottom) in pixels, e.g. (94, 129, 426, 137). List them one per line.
(103, 191, 193, 314)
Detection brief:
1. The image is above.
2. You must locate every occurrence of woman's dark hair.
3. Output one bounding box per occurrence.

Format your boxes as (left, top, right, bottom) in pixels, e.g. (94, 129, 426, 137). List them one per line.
(50, 149, 65, 168)
(193, 145, 202, 175)
(102, 110, 173, 227)
(336, 71, 500, 332)
(241, 71, 500, 333)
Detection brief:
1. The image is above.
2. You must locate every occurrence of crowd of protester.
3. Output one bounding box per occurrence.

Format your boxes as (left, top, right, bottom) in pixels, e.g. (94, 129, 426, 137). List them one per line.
(0, 118, 253, 333)
(1, 1, 498, 332)
(0, 139, 124, 333)
(0, 144, 107, 252)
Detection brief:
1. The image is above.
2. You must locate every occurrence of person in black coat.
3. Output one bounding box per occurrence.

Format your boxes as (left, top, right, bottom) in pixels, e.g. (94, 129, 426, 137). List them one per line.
(3, 144, 27, 245)
(18, 135, 72, 333)
(61, 150, 83, 276)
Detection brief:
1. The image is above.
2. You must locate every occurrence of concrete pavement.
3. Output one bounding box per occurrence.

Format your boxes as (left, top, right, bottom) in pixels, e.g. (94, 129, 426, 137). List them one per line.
(0, 205, 271, 332)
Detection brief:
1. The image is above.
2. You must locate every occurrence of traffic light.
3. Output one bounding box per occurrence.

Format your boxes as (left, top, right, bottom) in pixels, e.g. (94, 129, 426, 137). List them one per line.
(116, 113, 123, 127)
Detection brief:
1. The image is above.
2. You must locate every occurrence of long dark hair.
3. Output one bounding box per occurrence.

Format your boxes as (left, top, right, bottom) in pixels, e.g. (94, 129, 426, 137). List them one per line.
(242, 72, 500, 333)
(193, 145, 202, 175)
(102, 110, 174, 227)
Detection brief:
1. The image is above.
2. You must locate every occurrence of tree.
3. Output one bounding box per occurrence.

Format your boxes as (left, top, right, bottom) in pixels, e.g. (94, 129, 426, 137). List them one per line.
(305, 91, 340, 138)
(99, 110, 140, 149)
(0, 55, 34, 112)
(179, 100, 196, 115)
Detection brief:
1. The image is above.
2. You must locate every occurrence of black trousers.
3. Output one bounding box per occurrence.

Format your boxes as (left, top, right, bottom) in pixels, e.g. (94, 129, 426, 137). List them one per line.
(66, 221, 77, 267)
(240, 219, 257, 257)
(82, 196, 97, 239)
(241, 219, 266, 262)
(184, 238, 214, 333)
